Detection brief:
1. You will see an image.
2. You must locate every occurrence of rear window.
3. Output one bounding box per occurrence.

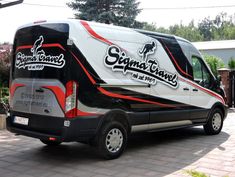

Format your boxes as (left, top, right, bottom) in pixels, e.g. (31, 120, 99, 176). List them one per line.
(12, 23, 69, 81)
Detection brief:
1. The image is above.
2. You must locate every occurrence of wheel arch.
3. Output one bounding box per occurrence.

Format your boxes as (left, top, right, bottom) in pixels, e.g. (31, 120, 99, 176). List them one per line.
(97, 109, 131, 135)
(207, 102, 227, 122)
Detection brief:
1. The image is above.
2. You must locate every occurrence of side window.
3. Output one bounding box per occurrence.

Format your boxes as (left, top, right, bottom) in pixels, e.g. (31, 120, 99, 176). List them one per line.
(192, 56, 212, 88)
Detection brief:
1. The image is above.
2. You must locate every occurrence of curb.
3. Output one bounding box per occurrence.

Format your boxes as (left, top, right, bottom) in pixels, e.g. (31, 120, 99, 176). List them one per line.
(229, 108, 235, 113)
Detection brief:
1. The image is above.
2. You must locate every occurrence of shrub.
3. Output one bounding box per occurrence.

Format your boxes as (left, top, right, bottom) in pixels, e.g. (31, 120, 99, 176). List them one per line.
(228, 58, 235, 69)
(0, 87, 9, 114)
(203, 54, 225, 77)
(0, 49, 11, 87)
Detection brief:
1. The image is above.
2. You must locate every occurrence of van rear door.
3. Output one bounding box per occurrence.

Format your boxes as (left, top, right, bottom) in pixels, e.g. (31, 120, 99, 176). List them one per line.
(10, 23, 69, 117)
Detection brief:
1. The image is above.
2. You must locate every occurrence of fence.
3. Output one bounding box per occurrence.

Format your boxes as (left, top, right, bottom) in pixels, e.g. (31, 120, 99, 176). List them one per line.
(230, 70, 235, 108)
(218, 69, 235, 107)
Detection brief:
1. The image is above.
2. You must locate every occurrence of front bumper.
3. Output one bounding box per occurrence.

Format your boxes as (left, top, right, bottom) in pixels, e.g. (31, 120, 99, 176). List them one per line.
(7, 111, 102, 142)
(224, 105, 229, 119)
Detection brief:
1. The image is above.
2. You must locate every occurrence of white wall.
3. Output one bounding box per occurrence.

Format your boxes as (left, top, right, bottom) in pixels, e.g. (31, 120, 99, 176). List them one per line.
(200, 49, 235, 66)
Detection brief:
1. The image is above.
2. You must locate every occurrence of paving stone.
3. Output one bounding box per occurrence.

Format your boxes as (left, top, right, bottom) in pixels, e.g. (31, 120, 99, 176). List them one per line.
(0, 112, 234, 177)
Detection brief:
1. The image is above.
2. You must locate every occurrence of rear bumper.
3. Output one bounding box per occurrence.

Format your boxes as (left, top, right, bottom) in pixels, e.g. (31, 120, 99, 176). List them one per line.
(7, 111, 102, 142)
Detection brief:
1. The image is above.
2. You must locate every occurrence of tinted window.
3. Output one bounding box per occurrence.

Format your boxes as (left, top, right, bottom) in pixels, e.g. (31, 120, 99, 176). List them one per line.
(12, 23, 69, 82)
(192, 56, 212, 88)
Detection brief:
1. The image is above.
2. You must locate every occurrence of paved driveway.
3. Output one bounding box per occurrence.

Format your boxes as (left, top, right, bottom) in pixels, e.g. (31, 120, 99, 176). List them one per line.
(0, 112, 235, 177)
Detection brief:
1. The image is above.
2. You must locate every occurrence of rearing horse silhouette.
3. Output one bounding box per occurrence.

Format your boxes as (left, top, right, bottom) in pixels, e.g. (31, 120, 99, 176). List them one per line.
(31, 36, 44, 56)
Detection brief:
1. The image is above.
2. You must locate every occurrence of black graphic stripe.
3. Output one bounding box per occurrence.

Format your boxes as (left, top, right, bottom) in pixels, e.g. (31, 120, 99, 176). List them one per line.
(136, 30, 193, 80)
(112, 65, 177, 87)
(69, 46, 202, 112)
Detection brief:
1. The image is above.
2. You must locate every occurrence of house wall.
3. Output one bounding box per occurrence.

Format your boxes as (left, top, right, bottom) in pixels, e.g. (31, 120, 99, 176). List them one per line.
(200, 49, 235, 65)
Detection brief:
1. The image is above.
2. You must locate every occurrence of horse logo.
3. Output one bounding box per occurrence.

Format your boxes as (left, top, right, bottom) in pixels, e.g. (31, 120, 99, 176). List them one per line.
(31, 36, 44, 56)
(138, 41, 157, 61)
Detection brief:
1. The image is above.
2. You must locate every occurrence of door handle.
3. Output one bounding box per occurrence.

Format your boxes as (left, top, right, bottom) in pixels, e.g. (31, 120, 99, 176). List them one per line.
(183, 87, 189, 91)
(192, 88, 198, 92)
(35, 88, 44, 93)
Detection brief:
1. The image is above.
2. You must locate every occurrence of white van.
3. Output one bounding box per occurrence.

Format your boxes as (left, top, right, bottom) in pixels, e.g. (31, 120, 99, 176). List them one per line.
(7, 19, 228, 159)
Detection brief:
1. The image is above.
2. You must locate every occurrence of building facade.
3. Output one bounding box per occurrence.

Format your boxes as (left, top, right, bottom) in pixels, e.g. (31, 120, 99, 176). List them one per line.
(193, 40, 235, 66)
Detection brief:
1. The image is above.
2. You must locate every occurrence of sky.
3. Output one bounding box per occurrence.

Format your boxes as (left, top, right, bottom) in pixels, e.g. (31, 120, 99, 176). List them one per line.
(0, 0, 235, 43)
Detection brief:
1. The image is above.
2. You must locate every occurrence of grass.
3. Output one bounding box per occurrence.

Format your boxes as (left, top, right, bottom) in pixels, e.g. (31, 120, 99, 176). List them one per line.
(185, 170, 210, 177)
(185, 170, 229, 177)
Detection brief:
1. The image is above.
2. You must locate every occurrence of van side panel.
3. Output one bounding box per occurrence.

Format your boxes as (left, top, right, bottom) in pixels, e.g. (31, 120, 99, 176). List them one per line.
(69, 21, 221, 121)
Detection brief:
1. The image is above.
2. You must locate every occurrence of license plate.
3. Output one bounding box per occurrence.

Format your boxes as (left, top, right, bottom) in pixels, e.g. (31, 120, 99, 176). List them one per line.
(14, 116, 29, 125)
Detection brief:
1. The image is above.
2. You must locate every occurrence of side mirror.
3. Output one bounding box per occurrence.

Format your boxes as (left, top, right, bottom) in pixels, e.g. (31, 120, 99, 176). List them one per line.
(217, 75, 221, 82)
(216, 75, 221, 87)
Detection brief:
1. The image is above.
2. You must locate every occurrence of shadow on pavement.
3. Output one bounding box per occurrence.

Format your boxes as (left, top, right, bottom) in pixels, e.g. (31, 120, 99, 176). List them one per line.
(2, 128, 229, 177)
(26, 127, 230, 176)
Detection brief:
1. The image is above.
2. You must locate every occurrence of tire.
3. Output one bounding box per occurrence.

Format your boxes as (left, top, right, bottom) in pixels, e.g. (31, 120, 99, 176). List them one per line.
(97, 121, 127, 160)
(40, 139, 62, 146)
(203, 108, 224, 135)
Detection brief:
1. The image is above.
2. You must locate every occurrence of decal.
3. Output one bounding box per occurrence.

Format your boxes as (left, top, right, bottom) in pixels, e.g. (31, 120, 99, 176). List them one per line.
(138, 41, 157, 61)
(104, 41, 178, 88)
(15, 36, 65, 71)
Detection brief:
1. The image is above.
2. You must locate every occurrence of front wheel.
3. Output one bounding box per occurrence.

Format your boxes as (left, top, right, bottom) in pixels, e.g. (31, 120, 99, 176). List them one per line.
(97, 121, 127, 159)
(204, 108, 224, 135)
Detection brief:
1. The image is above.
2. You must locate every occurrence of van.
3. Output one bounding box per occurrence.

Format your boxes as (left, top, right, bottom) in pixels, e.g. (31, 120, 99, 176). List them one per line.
(7, 19, 228, 159)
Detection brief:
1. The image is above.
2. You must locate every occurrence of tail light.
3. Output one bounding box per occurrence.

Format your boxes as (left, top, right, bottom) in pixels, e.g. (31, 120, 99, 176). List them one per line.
(65, 81, 78, 118)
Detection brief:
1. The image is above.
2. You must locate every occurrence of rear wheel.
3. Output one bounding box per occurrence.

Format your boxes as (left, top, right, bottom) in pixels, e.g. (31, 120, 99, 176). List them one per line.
(204, 108, 223, 135)
(97, 121, 127, 159)
(40, 139, 62, 146)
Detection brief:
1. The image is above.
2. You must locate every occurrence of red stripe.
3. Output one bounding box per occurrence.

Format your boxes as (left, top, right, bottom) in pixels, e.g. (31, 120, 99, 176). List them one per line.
(16, 45, 33, 51)
(16, 43, 65, 52)
(76, 109, 99, 116)
(42, 86, 65, 110)
(97, 87, 175, 108)
(80, 20, 113, 45)
(42, 85, 97, 116)
(161, 40, 193, 79)
(70, 51, 175, 108)
(10, 83, 25, 97)
(179, 77, 225, 104)
(42, 44, 66, 51)
(70, 51, 96, 85)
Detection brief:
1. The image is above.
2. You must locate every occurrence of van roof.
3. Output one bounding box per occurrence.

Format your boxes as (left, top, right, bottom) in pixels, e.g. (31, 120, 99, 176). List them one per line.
(135, 29, 191, 44)
(16, 19, 199, 55)
(16, 19, 188, 43)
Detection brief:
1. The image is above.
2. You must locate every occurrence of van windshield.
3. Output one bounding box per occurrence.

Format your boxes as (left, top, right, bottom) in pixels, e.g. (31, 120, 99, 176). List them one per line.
(12, 23, 69, 83)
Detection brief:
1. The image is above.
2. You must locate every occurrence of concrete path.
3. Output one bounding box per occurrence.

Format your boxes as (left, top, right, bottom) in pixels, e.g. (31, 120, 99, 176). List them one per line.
(0, 112, 234, 177)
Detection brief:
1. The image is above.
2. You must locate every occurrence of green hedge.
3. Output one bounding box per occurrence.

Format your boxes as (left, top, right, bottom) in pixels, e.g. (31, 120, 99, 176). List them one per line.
(228, 58, 235, 69)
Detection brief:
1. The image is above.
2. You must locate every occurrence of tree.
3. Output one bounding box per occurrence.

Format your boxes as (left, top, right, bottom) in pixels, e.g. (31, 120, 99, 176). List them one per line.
(168, 21, 203, 42)
(142, 22, 157, 32)
(140, 12, 235, 42)
(197, 12, 235, 41)
(67, 0, 142, 28)
(198, 17, 214, 41)
(203, 54, 225, 77)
